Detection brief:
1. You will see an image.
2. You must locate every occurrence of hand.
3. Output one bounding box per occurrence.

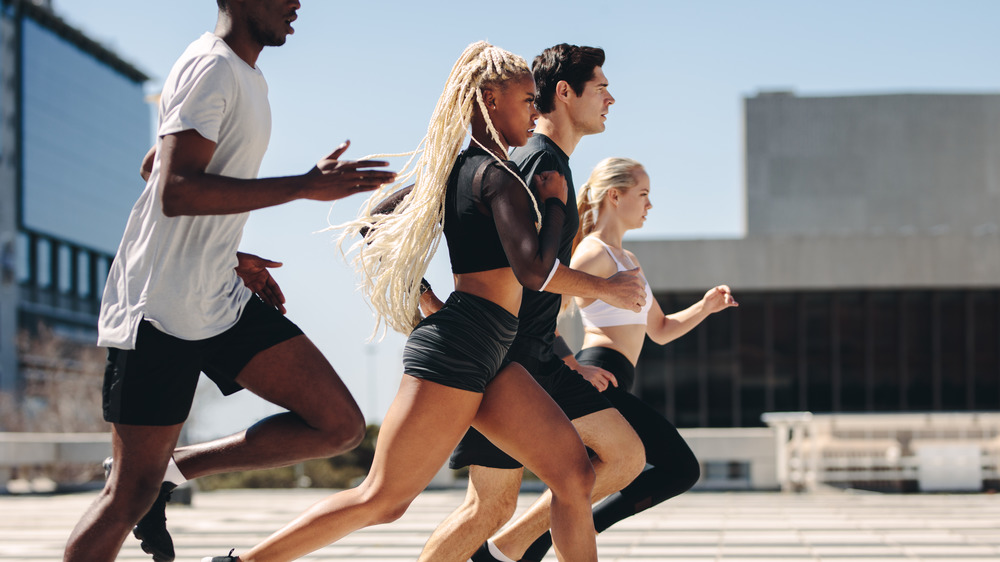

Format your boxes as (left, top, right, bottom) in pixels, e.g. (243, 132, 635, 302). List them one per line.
(419, 288, 446, 319)
(235, 252, 286, 314)
(602, 268, 647, 312)
(576, 363, 618, 392)
(534, 170, 567, 204)
(703, 284, 738, 313)
(302, 140, 397, 201)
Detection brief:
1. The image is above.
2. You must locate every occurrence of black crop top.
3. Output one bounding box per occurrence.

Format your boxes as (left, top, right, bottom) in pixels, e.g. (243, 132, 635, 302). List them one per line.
(444, 147, 566, 291)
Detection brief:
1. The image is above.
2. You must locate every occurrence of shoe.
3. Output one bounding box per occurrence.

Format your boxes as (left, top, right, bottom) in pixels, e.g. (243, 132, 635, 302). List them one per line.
(134, 481, 177, 561)
(103, 457, 178, 561)
(202, 549, 238, 562)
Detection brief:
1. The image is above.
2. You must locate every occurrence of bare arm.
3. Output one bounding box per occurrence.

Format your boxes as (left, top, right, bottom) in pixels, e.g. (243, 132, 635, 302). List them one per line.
(140, 145, 155, 182)
(646, 284, 738, 345)
(158, 132, 396, 217)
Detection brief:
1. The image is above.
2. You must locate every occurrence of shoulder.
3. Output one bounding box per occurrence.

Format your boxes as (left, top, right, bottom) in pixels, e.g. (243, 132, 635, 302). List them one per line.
(571, 236, 617, 277)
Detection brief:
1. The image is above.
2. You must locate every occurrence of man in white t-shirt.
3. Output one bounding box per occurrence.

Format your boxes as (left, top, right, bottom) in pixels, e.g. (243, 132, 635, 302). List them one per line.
(64, 2, 396, 561)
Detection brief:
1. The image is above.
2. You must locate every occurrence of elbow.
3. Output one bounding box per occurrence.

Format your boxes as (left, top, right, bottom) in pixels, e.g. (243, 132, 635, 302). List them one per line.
(160, 184, 188, 217)
(512, 267, 546, 292)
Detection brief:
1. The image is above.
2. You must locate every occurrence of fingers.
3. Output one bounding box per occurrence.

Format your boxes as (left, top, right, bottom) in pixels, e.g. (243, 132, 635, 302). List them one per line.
(325, 140, 350, 161)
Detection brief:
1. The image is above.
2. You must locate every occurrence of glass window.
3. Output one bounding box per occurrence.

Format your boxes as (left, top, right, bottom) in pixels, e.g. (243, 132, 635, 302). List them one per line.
(972, 291, 999, 410)
(772, 294, 799, 413)
(870, 292, 900, 411)
(838, 292, 866, 412)
(902, 292, 933, 410)
(738, 294, 767, 426)
(804, 292, 833, 412)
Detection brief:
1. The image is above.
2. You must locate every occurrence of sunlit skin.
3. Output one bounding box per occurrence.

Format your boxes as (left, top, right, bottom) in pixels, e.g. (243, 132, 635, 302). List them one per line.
(227, 66, 602, 561)
(574, 167, 738, 372)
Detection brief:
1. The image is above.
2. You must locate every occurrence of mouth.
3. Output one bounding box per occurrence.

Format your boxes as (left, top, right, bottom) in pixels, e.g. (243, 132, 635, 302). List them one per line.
(285, 12, 297, 33)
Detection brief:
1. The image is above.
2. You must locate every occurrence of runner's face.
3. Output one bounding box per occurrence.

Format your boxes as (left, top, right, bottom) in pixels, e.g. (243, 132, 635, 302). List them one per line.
(488, 75, 540, 148)
(569, 67, 615, 136)
(616, 169, 652, 231)
(245, 0, 301, 47)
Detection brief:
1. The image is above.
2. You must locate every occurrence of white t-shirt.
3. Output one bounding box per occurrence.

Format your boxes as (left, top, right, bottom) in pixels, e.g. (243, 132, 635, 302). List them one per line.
(98, 33, 271, 348)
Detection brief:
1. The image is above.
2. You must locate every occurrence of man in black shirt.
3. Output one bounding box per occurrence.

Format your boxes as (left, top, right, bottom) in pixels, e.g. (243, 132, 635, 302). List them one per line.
(419, 44, 648, 562)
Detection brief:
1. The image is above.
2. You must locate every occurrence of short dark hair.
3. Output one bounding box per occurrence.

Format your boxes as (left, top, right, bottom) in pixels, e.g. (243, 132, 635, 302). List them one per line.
(217, 0, 228, 10)
(532, 44, 606, 114)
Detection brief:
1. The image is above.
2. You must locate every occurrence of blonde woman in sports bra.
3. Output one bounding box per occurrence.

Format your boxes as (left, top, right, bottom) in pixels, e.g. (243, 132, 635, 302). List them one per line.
(514, 157, 739, 561)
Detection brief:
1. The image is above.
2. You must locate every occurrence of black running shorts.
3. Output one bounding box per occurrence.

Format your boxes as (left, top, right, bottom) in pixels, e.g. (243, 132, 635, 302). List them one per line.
(403, 291, 517, 393)
(102, 296, 304, 426)
(449, 354, 612, 469)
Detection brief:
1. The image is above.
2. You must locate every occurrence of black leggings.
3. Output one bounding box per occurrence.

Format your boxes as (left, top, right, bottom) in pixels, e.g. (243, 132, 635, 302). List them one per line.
(521, 346, 701, 561)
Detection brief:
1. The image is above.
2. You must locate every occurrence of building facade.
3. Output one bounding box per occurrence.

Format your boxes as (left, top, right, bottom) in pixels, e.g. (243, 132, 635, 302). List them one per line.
(0, 0, 148, 394)
(590, 91, 1000, 428)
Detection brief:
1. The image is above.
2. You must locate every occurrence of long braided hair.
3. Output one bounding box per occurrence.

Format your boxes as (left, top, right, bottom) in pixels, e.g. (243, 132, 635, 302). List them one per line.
(339, 41, 541, 338)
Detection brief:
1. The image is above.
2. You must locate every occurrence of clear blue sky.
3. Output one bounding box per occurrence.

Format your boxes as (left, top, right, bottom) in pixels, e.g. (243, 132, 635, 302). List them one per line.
(50, 0, 1000, 432)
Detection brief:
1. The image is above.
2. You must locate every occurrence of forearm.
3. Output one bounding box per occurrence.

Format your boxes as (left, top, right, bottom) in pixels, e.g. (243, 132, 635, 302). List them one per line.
(650, 299, 711, 344)
(161, 172, 307, 217)
(543, 263, 613, 299)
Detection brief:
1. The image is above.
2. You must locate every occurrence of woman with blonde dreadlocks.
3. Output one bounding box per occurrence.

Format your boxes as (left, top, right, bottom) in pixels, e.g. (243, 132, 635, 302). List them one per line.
(201, 41, 600, 562)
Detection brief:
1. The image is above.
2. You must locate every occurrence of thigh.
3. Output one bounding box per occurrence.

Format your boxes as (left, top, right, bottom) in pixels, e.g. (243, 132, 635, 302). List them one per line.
(570, 404, 642, 461)
(103, 322, 203, 426)
(363, 376, 483, 497)
(604, 387, 695, 468)
(203, 296, 304, 395)
(472, 363, 590, 484)
(233, 334, 361, 429)
(540, 361, 614, 421)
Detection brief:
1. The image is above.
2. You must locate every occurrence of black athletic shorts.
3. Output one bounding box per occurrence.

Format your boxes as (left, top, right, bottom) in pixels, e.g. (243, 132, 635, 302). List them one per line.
(449, 352, 612, 469)
(403, 291, 517, 393)
(102, 295, 304, 426)
(576, 346, 635, 392)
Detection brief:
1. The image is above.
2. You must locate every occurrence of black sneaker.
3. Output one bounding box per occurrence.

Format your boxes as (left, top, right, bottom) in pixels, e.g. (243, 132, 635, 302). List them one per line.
(134, 481, 177, 562)
(103, 457, 178, 562)
(202, 549, 238, 562)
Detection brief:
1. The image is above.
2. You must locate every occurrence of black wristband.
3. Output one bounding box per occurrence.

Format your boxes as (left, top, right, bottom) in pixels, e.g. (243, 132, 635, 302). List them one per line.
(419, 278, 432, 295)
(553, 335, 573, 359)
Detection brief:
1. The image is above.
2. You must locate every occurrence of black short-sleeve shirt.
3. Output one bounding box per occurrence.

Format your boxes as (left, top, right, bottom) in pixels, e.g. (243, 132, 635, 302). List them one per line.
(506, 134, 579, 363)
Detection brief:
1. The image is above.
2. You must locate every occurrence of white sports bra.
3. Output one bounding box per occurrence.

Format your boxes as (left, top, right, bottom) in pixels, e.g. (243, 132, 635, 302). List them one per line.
(579, 236, 654, 328)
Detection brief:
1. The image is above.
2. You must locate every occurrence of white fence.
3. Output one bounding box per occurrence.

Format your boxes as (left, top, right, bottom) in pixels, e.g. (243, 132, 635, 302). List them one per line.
(762, 411, 1000, 492)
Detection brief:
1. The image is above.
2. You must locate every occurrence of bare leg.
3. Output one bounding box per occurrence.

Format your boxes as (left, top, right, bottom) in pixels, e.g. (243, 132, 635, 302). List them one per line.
(64, 423, 182, 561)
(473, 364, 598, 562)
(173, 335, 365, 478)
(492, 408, 645, 559)
(235, 375, 483, 561)
(417, 466, 523, 562)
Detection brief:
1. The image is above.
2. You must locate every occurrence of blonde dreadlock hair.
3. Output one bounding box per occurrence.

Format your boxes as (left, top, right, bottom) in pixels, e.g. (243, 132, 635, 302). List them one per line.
(573, 157, 645, 254)
(339, 41, 540, 338)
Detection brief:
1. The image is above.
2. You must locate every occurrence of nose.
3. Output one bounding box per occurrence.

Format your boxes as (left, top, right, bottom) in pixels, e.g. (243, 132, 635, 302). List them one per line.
(607, 90, 616, 105)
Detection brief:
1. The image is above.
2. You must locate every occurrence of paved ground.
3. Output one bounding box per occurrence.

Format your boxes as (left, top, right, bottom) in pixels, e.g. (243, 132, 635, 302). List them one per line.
(2, 487, 999, 561)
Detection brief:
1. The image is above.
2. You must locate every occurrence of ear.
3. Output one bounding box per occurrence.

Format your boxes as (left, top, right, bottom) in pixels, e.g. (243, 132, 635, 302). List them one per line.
(554, 80, 572, 105)
(481, 87, 497, 110)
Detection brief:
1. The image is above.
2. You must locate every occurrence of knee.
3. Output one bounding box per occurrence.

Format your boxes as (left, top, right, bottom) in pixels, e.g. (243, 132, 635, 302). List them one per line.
(548, 456, 596, 501)
(600, 429, 647, 482)
(365, 493, 414, 526)
(466, 492, 519, 534)
(314, 411, 367, 456)
(104, 475, 165, 522)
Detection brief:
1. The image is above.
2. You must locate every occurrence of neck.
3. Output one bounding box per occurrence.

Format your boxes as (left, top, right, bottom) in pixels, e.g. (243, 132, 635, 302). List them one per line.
(534, 114, 583, 156)
(470, 127, 509, 160)
(215, 13, 263, 67)
(591, 219, 626, 248)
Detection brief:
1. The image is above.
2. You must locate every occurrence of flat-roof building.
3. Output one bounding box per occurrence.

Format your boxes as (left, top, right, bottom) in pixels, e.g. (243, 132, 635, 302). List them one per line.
(570, 91, 1000, 428)
(0, 0, 149, 394)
